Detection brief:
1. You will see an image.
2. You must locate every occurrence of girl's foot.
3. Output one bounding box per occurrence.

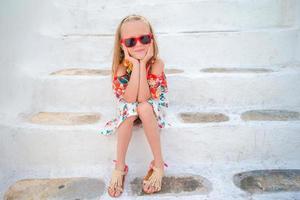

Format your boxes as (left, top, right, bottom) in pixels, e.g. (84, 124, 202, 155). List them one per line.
(142, 160, 168, 194)
(108, 160, 128, 198)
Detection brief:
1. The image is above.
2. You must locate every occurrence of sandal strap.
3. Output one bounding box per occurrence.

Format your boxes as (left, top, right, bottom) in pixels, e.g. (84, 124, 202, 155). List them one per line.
(108, 160, 128, 191)
(152, 166, 164, 176)
(108, 168, 126, 191)
(113, 159, 128, 171)
(112, 168, 127, 176)
(143, 167, 163, 190)
(149, 160, 168, 169)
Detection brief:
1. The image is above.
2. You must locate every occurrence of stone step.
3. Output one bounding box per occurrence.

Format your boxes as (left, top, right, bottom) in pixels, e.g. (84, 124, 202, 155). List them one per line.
(28, 66, 300, 110)
(1, 107, 300, 171)
(44, 0, 295, 35)
(2, 162, 300, 200)
(38, 27, 297, 69)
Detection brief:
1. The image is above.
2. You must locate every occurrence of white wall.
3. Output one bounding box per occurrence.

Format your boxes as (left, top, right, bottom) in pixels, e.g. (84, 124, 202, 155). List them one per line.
(296, 0, 300, 63)
(0, 0, 56, 117)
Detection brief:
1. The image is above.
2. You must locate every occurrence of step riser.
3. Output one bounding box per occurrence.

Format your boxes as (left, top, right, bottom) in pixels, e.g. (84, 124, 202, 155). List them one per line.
(46, 0, 295, 35)
(1, 124, 299, 169)
(34, 70, 300, 110)
(297, 30, 300, 62)
(38, 28, 298, 69)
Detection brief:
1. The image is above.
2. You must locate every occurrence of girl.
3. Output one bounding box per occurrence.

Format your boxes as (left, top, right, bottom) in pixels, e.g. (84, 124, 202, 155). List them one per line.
(99, 14, 169, 197)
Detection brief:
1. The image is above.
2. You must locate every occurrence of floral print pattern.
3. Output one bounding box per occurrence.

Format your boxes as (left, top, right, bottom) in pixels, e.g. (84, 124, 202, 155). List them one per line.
(99, 64, 169, 135)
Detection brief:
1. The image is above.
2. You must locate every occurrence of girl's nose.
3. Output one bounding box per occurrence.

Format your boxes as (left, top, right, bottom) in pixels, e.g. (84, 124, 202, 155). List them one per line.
(135, 40, 144, 46)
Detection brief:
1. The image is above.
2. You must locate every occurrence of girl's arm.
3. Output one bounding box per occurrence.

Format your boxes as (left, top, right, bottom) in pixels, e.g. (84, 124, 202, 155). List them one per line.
(138, 58, 165, 102)
(122, 63, 140, 103)
(137, 61, 151, 102)
(119, 43, 140, 103)
(137, 39, 156, 102)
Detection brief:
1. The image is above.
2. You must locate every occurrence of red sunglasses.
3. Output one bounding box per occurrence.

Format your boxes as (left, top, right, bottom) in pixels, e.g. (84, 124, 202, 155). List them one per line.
(120, 33, 153, 47)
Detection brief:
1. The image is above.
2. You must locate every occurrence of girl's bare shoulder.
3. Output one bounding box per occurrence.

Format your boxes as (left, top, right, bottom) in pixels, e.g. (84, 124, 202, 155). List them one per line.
(150, 57, 165, 75)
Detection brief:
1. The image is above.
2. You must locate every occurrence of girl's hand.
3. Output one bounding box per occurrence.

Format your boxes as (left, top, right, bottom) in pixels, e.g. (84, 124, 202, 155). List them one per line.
(140, 40, 154, 66)
(121, 43, 139, 68)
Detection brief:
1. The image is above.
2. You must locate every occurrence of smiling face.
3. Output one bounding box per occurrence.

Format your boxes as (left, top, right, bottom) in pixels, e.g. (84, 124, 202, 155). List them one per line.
(120, 20, 151, 60)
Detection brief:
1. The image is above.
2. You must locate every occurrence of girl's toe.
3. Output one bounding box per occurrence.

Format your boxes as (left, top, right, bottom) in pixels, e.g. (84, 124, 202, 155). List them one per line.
(108, 187, 115, 196)
(150, 186, 155, 193)
(143, 184, 151, 193)
(144, 185, 150, 193)
(142, 183, 148, 192)
(146, 185, 153, 194)
(114, 190, 120, 197)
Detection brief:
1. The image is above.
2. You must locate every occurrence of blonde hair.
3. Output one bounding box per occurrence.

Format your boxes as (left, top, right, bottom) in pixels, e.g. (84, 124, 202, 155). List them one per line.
(111, 14, 159, 79)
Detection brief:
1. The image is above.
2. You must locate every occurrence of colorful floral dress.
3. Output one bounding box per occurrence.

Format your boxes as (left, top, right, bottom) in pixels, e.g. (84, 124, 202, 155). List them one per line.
(99, 63, 169, 135)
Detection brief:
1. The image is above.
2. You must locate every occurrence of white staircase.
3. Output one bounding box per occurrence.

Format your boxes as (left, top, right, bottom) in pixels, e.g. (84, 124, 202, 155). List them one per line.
(1, 0, 300, 199)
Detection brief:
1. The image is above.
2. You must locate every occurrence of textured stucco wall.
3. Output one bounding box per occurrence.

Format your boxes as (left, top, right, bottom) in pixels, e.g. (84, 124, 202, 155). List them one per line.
(0, 0, 53, 117)
(296, 0, 300, 63)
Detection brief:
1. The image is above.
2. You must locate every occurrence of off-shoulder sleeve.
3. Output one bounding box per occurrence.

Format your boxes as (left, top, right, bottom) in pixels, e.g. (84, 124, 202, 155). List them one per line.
(147, 72, 169, 107)
(112, 74, 130, 100)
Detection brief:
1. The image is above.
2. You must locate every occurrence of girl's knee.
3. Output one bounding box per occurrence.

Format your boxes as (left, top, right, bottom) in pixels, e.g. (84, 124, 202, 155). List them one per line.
(137, 102, 153, 117)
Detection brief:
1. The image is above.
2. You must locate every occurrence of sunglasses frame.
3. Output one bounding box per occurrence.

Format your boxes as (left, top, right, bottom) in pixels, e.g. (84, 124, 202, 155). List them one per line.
(120, 33, 153, 47)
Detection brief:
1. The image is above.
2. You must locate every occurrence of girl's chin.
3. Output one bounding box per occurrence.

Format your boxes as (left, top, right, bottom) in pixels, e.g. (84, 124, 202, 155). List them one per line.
(131, 53, 146, 60)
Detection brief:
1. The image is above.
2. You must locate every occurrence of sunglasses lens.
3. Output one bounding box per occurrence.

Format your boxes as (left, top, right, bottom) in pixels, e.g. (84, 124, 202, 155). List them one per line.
(123, 34, 152, 47)
(125, 38, 136, 47)
(140, 35, 151, 44)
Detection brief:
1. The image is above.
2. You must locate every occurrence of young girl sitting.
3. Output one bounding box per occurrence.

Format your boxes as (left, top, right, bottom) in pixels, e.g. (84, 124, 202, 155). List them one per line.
(99, 14, 169, 197)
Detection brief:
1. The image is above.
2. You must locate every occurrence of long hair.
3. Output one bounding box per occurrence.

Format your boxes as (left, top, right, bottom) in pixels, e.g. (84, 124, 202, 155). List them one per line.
(111, 14, 159, 80)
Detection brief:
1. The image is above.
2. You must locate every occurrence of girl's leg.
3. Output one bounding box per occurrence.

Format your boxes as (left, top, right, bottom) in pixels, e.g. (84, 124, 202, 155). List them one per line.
(109, 115, 138, 197)
(137, 102, 165, 193)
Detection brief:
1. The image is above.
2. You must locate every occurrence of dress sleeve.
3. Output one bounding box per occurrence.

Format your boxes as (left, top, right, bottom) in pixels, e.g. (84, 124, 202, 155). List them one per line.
(147, 72, 169, 107)
(112, 74, 130, 100)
